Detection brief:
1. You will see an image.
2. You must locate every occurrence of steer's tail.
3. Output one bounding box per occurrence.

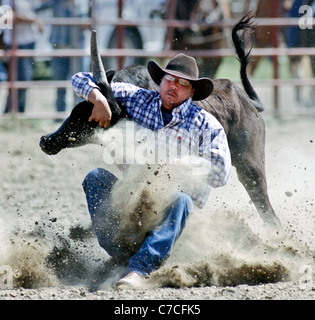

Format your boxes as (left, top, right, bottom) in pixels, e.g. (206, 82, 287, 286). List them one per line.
(232, 11, 264, 112)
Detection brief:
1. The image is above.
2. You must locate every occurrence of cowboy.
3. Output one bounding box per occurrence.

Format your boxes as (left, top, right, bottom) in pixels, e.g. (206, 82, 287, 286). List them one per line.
(71, 53, 231, 288)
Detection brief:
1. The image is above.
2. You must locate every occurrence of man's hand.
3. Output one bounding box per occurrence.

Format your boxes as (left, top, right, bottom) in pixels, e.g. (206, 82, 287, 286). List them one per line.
(88, 88, 112, 128)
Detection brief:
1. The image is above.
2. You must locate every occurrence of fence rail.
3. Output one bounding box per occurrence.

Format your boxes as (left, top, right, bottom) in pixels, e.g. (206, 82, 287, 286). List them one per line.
(1, 9, 314, 117)
(1, 46, 315, 59)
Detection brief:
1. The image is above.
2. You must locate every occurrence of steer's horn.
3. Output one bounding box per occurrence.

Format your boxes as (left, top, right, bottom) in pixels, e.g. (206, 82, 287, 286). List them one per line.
(91, 30, 108, 86)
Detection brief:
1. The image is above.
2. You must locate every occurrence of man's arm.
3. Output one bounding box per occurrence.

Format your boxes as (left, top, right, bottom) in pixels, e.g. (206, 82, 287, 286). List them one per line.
(72, 72, 112, 128)
(87, 88, 112, 128)
(72, 72, 146, 128)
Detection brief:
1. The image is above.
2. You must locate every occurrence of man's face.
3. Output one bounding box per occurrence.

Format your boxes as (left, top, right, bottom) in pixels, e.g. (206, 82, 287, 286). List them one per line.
(159, 74, 195, 110)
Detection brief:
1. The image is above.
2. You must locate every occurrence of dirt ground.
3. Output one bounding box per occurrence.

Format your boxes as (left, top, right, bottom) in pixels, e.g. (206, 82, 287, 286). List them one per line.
(0, 108, 314, 300)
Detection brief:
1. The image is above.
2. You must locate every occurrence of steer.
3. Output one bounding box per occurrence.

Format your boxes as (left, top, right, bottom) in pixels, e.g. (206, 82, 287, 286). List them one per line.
(40, 12, 282, 230)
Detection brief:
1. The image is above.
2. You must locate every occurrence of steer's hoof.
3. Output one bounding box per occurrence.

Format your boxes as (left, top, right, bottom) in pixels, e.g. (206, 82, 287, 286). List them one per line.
(39, 135, 62, 155)
(263, 214, 285, 237)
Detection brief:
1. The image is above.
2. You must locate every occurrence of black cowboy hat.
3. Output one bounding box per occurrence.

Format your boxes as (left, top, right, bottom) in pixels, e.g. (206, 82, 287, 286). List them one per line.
(147, 53, 214, 101)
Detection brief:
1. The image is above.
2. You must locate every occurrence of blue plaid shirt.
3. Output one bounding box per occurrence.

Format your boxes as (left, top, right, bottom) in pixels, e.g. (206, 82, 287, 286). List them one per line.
(72, 72, 231, 208)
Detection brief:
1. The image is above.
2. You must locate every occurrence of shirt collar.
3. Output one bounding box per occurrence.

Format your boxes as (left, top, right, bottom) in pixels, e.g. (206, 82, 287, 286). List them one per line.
(160, 97, 193, 119)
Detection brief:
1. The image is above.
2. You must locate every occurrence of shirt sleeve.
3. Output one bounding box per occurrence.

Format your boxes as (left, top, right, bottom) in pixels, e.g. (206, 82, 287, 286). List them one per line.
(208, 128, 231, 188)
(200, 115, 231, 188)
(71, 72, 100, 101)
(71, 72, 142, 102)
(110, 82, 144, 105)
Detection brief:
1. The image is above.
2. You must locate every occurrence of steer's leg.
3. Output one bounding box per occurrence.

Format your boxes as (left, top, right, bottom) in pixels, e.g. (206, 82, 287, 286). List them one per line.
(234, 154, 282, 231)
(40, 101, 100, 155)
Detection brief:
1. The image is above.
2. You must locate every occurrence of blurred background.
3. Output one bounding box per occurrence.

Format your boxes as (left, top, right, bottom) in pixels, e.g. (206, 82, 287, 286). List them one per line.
(0, 0, 314, 119)
(0, 1, 314, 292)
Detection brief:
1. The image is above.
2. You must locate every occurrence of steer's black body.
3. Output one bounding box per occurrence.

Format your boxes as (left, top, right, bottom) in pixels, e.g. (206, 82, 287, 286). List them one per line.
(40, 12, 282, 230)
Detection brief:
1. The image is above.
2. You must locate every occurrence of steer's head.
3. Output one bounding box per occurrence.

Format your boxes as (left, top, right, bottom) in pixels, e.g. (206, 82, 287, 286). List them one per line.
(90, 30, 122, 125)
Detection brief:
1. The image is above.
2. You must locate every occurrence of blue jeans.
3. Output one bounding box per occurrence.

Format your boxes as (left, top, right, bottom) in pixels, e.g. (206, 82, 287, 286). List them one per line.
(4, 42, 35, 113)
(51, 56, 70, 112)
(82, 168, 194, 277)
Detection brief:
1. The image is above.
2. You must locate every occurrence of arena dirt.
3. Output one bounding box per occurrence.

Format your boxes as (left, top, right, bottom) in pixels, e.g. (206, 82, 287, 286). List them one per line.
(0, 115, 314, 300)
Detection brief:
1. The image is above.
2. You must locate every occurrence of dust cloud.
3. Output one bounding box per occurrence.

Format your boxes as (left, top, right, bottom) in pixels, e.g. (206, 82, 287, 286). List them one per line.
(0, 117, 314, 290)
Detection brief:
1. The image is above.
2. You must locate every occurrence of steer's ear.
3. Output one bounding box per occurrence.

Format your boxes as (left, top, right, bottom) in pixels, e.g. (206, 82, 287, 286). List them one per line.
(91, 30, 109, 87)
(106, 70, 115, 83)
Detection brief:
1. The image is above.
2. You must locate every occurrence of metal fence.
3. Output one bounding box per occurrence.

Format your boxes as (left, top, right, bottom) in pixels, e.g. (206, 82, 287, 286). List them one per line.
(0, 0, 315, 118)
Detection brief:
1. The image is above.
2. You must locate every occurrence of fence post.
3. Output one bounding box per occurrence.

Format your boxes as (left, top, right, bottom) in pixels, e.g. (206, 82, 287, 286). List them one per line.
(164, 0, 178, 52)
(8, 0, 18, 113)
(117, 0, 125, 69)
(271, 0, 281, 112)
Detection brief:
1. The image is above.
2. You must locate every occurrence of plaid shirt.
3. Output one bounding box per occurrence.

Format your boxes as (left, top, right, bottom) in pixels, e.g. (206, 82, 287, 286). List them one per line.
(72, 72, 231, 208)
